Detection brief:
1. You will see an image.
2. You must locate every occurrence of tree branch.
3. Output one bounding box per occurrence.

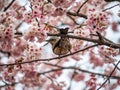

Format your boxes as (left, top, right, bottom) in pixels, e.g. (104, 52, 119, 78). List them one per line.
(67, 14, 79, 25)
(38, 64, 120, 79)
(3, 0, 15, 12)
(102, 3, 120, 12)
(47, 0, 52, 3)
(67, 69, 76, 90)
(97, 60, 120, 90)
(67, 11, 87, 19)
(0, 82, 18, 88)
(47, 33, 120, 49)
(0, 44, 98, 66)
(77, 0, 89, 13)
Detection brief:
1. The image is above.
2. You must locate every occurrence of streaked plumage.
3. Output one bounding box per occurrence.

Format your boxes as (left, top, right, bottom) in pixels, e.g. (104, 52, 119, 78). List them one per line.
(48, 37, 71, 55)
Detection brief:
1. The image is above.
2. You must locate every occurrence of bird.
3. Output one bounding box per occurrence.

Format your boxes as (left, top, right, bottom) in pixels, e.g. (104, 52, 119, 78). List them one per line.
(48, 37, 71, 55)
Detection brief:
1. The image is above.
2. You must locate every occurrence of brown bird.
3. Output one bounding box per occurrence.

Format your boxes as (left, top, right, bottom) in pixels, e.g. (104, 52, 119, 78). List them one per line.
(47, 27, 71, 55)
(48, 37, 71, 55)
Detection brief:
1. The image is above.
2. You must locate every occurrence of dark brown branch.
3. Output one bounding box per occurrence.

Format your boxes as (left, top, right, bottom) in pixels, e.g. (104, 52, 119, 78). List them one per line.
(67, 14, 79, 25)
(67, 70, 76, 90)
(96, 31, 103, 41)
(44, 75, 55, 84)
(14, 32, 23, 37)
(77, 0, 89, 13)
(67, 11, 87, 19)
(47, 0, 52, 3)
(104, 0, 120, 2)
(38, 64, 120, 79)
(0, 44, 98, 66)
(97, 60, 120, 90)
(90, 33, 114, 44)
(0, 50, 11, 57)
(48, 33, 98, 42)
(47, 33, 120, 49)
(3, 0, 15, 12)
(113, 63, 120, 71)
(0, 82, 18, 88)
(15, 22, 23, 31)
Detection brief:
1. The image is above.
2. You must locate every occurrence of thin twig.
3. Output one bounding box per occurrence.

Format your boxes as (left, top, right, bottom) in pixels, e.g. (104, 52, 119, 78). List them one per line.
(67, 70, 76, 90)
(15, 22, 23, 31)
(67, 14, 79, 25)
(67, 63, 77, 90)
(67, 11, 87, 19)
(97, 60, 120, 90)
(0, 82, 18, 88)
(44, 74, 54, 84)
(3, 0, 15, 12)
(77, 0, 89, 13)
(103, 54, 120, 71)
(113, 63, 120, 71)
(102, 3, 120, 12)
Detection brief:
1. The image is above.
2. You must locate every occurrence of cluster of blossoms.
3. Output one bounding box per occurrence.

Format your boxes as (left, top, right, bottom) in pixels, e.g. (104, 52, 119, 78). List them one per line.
(71, 39, 85, 51)
(99, 46, 119, 57)
(85, 8, 109, 33)
(89, 46, 119, 67)
(0, 0, 120, 90)
(0, 1, 45, 61)
(19, 64, 46, 88)
(24, 21, 47, 42)
(97, 46, 119, 63)
(51, 0, 75, 8)
(0, 24, 15, 51)
(0, 11, 28, 58)
(86, 75, 97, 90)
(29, 0, 75, 17)
(11, 38, 27, 57)
(25, 43, 42, 60)
(89, 52, 104, 67)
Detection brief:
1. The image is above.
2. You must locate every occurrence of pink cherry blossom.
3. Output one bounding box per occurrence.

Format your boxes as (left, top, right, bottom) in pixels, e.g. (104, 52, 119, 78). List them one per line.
(0, 0, 120, 90)
(85, 8, 109, 33)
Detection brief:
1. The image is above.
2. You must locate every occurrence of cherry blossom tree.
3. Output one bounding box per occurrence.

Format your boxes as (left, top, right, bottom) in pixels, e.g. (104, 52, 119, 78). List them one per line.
(0, 0, 120, 90)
